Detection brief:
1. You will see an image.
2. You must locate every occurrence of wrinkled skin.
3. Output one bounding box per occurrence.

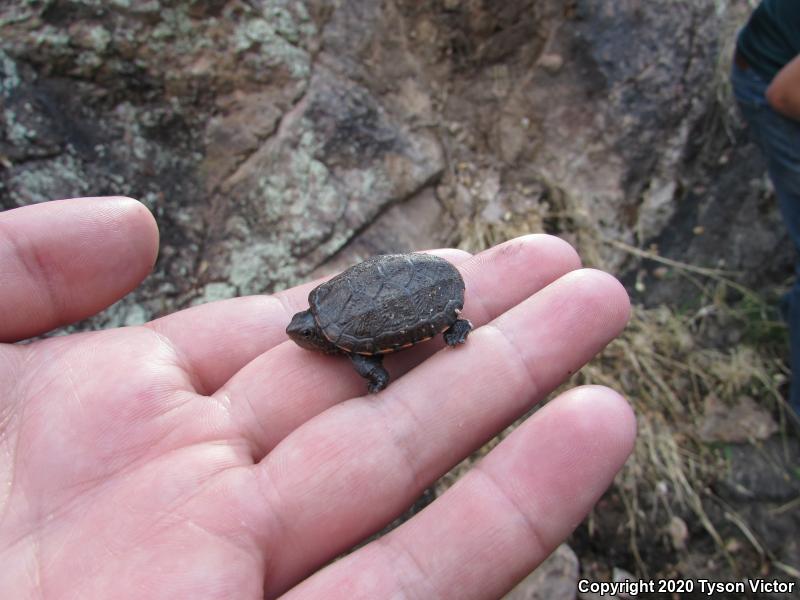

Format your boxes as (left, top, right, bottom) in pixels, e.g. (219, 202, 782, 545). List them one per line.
(0, 197, 635, 599)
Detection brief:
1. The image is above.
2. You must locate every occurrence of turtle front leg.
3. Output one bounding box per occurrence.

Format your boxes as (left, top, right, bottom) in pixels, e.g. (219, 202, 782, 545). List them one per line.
(349, 353, 390, 393)
(443, 318, 473, 346)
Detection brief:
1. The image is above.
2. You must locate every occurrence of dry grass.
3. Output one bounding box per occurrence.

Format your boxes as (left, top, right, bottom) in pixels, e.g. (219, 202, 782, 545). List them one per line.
(434, 3, 799, 572)
(579, 291, 790, 575)
(444, 187, 796, 577)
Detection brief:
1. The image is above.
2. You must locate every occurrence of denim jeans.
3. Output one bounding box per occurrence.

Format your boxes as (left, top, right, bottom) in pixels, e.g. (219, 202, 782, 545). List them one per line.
(731, 60, 800, 415)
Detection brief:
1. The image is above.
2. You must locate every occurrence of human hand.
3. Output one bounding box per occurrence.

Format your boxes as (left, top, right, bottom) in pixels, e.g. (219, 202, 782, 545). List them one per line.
(0, 197, 635, 599)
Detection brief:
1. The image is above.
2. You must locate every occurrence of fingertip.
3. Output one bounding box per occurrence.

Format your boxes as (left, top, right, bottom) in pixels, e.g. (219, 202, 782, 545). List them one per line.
(117, 196, 159, 239)
(558, 268, 631, 334)
(500, 384, 636, 478)
(487, 384, 636, 543)
(67, 196, 160, 303)
(0, 196, 161, 341)
(457, 234, 584, 325)
(517, 233, 582, 271)
(114, 197, 160, 271)
(555, 385, 637, 461)
(426, 247, 473, 263)
(467, 234, 582, 281)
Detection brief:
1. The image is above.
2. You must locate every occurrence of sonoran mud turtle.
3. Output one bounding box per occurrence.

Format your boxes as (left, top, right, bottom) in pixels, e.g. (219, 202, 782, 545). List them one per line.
(286, 253, 473, 392)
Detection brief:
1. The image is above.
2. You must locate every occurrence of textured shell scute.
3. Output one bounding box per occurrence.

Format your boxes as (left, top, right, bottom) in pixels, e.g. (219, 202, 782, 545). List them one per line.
(309, 253, 465, 354)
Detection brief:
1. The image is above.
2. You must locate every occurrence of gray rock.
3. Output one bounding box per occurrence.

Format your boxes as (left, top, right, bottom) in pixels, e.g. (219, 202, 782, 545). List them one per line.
(719, 437, 800, 503)
(698, 394, 779, 443)
(312, 188, 452, 278)
(210, 65, 444, 295)
(2, 0, 764, 309)
(505, 544, 579, 600)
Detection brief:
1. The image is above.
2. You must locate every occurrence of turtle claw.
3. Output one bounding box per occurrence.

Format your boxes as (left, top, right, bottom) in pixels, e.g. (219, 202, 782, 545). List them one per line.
(444, 318, 472, 346)
(367, 376, 389, 394)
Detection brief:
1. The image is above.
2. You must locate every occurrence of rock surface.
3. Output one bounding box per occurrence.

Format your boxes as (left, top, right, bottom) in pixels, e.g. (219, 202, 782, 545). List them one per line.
(2, 0, 780, 325)
(505, 544, 579, 600)
(698, 394, 779, 443)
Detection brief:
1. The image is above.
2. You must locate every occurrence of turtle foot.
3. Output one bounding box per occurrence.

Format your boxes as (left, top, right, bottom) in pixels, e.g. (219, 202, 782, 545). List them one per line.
(367, 376, 389, 394)
(444, 318, 472, 346)
(350, 353, 390, 393)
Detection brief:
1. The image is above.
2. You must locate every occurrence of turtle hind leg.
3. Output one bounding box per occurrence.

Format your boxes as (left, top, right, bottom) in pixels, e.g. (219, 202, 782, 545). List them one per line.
(443, 318, 473, 346)
(349, 353, 389, 393)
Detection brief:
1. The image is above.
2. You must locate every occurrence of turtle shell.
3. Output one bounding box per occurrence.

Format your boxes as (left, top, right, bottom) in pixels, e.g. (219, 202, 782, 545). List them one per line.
(309, 253, 465, 355)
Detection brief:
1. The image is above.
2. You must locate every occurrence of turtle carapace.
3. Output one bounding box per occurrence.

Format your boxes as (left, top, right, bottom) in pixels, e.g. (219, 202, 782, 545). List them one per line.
(286, 253, 472, 393)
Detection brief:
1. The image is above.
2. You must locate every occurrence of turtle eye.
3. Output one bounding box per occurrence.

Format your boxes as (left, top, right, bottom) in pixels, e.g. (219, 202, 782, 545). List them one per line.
(302, 328, 312, 338)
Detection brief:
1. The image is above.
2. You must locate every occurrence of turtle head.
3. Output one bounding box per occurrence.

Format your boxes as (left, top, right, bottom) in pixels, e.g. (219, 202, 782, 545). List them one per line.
(286, 310, 337, 353)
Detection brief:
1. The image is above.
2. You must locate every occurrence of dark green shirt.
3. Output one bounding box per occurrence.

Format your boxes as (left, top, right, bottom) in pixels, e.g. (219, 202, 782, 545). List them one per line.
(737, 0, 800, 81)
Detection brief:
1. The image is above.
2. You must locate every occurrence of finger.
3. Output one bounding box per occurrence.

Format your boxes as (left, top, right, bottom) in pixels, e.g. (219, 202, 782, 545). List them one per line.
(282, 387, 636, 600)
(0, 197, 158, 342)
(145, 249, 471, 395)
(221, 235, 581, 455)
(256, 268, 630, 596)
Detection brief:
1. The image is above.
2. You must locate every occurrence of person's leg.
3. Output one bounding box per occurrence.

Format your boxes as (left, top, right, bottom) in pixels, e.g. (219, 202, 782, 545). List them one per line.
(763, 124, 800, 416)
(732, 62, 800, 415)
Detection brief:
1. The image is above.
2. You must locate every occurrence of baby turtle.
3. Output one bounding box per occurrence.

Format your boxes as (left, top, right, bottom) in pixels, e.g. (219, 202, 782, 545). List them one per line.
(286, 253, 472, 393)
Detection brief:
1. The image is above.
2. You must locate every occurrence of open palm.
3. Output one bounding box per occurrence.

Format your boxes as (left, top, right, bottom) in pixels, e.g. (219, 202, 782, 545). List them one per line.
(0, 197, 635, 599)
